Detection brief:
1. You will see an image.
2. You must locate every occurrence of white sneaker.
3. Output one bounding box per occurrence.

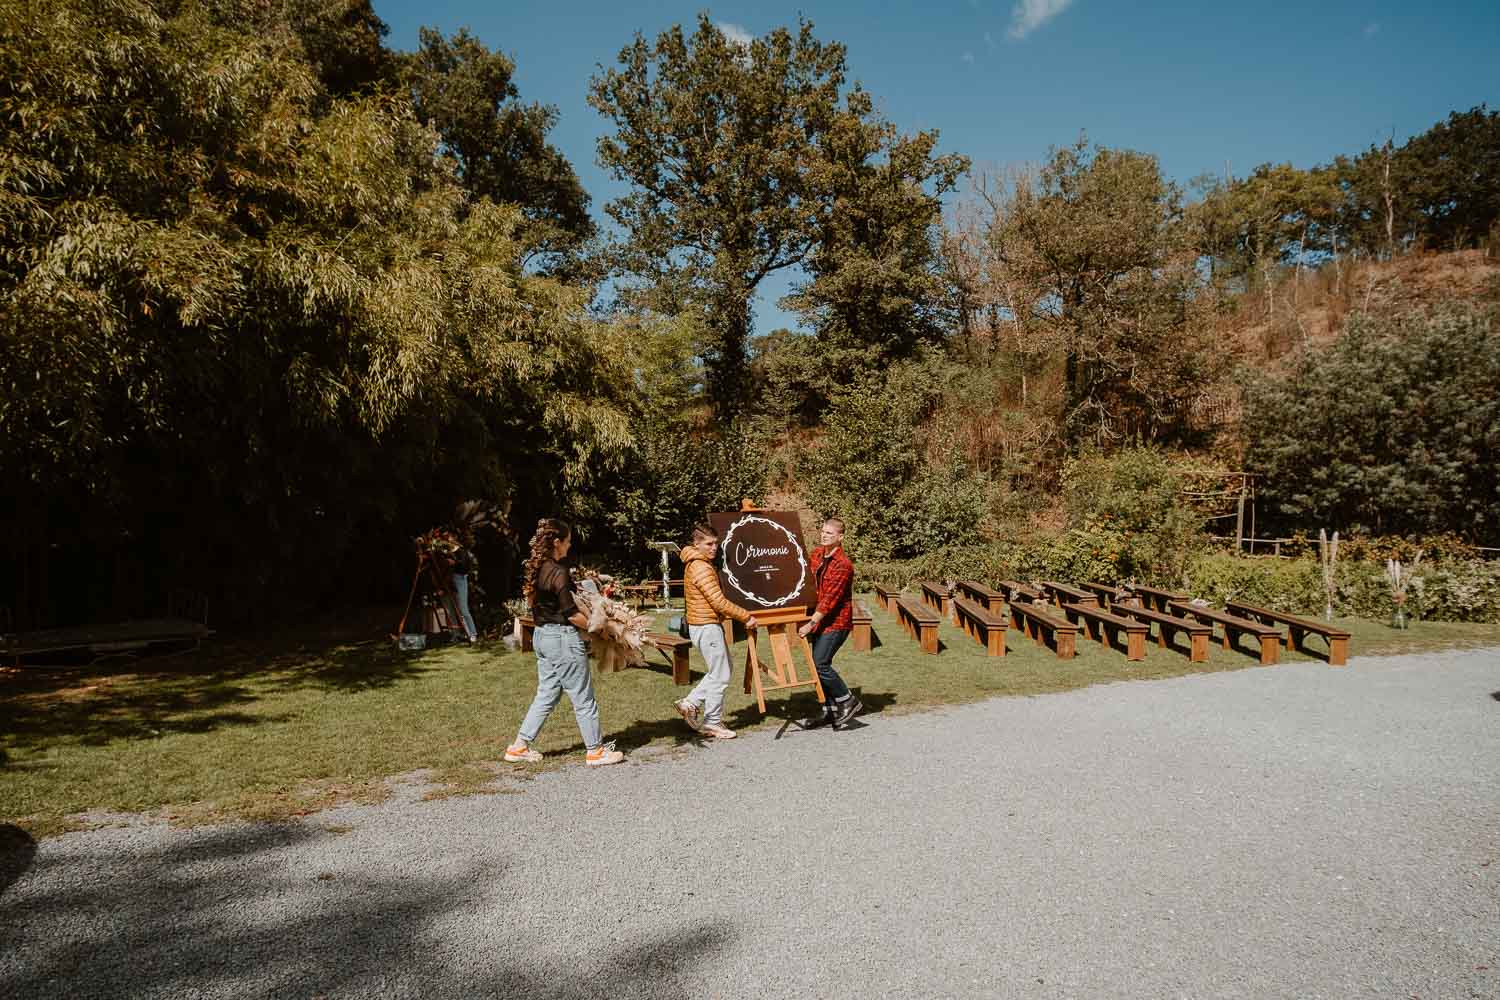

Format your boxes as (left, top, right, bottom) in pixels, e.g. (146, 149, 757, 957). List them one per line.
(674, 699, 704, 732)
(585, 741, 624, 766)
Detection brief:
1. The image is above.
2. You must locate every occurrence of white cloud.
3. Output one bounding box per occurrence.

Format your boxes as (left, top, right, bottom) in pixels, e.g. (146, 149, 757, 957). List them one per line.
(962, 51, 976, 64)
(716, 21, 754, 49)
(1007, 0, 1075, 40)
(1364, 22, 1380, 37)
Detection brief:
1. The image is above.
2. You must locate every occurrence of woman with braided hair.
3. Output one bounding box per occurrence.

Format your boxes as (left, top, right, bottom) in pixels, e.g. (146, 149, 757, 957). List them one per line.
(503, 518, 624, 767)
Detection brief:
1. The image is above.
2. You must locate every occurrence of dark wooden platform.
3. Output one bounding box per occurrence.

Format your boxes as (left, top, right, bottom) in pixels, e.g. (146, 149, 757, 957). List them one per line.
(2, 618, 215, 664)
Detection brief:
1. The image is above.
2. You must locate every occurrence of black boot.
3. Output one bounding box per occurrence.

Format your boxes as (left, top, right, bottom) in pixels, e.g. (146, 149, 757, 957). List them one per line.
(832, 695, 864, 729)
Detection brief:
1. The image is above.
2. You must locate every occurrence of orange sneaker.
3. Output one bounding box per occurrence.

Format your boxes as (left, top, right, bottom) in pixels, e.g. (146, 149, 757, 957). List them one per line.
(585, 741, 624, 766)
(504, 743, 541, 763)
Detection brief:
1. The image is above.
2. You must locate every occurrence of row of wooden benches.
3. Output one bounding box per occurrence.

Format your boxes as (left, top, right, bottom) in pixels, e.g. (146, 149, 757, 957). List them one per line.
(872, 579, 1351, 667)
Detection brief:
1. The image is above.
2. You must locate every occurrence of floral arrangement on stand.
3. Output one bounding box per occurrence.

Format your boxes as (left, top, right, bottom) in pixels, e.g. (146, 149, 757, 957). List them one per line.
(1384, 550, 1423, 629)
(414, 527, 464, 570)
(572, 578, 654, 672)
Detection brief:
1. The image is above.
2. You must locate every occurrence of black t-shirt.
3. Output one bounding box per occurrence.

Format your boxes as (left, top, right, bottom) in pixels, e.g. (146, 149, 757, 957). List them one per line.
(530, 560, 578, 626)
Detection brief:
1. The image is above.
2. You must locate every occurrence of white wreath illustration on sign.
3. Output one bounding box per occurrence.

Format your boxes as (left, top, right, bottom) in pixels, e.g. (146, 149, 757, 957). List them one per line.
(720, 515, 808, 608)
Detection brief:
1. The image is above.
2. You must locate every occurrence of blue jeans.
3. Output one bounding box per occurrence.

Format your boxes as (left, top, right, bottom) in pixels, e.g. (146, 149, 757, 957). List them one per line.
(451, 573, 477, 640)
(811, 629, 850, 704)
(518, 624, 602, 751)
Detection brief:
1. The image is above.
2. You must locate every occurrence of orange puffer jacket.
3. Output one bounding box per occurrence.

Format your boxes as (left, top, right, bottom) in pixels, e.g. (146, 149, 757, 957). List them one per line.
(682, 547, 753, 626)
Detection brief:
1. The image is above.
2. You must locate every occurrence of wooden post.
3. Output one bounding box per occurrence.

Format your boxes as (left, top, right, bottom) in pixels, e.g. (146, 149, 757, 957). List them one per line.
(1235, 476, 1247, 553)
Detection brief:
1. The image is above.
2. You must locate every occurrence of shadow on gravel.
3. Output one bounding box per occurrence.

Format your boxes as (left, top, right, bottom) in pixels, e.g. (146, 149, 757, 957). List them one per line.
(0, 820, 735, 1000)
(0, 824, 36, 898)
(1491, 690, 1500, 702)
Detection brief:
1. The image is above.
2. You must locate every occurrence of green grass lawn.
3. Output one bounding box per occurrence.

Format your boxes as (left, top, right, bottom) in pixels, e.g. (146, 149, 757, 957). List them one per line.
(4, 600, 1497, 838)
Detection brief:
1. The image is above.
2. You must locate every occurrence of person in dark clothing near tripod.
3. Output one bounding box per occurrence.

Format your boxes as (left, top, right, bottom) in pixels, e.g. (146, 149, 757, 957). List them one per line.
(798, 517, 863, 729)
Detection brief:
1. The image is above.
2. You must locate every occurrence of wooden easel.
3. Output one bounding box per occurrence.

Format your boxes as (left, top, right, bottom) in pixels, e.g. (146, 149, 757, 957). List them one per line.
(394, 552, 467, 639)
(740, 607, 826, 713)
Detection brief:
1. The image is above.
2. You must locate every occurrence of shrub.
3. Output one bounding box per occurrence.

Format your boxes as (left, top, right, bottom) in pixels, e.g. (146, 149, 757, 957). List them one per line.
(801, 358, 994, 560)
(1244, 306, 1500, 543)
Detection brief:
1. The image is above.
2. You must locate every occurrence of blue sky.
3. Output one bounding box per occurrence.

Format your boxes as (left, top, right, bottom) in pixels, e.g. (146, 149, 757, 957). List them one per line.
(373, 1, 1500, 331)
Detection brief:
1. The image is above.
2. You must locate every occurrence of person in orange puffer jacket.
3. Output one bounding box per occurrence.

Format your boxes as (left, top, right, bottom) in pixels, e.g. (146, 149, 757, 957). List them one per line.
(674, 523, 758, 739)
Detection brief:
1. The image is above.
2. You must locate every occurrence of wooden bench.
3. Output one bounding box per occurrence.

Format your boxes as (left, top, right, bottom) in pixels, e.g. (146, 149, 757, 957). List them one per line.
(1042, 581, 1098, 610)
(1079, 581, 1130, 608)
(1115, 605, 1212, 663)
(1008, 600, 1078, 659)
(956, 579, 1005, 614)
(895, 596, 942, 654)
(999, 580, 1045, 603)
(852, 600, 874, 652)
(953, 596, 1006, 656)
(874, 583, 901, 615)
(1060, 602, 1149, 661)
(918, 581, 955, 623)
(645, 632, 694, 685)
(1225, 601, 1352, 666)
(1168, 601, 1285, 665)
(1132, 584, 1187, 613)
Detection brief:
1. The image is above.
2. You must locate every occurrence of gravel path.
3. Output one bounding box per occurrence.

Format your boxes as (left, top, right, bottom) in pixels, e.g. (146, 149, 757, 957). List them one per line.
(3, 647, 1498, 999)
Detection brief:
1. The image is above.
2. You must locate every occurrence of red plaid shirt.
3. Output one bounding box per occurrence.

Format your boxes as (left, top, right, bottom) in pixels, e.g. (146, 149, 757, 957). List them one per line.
(808, 544, 854, 633)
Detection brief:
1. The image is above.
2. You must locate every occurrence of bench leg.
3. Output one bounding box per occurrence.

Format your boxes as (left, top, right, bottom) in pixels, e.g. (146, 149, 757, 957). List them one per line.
(673, 647, 691, 685)
(1055, 630, 1075, 660)
(1258, 634, 1280, 665)
(521, 625, 534, 653)
(853, 622, 871, 652)
(920, 624, 938, 654)
(1189, 633, 1207, 663)
(987, 626, 1005, 657)
(1126, 631, 1144, 661)
(1327, 636, 1348, 667)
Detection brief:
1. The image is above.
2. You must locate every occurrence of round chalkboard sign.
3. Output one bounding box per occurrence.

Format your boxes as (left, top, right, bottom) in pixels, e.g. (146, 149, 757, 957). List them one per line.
(716, 513, 810, 608)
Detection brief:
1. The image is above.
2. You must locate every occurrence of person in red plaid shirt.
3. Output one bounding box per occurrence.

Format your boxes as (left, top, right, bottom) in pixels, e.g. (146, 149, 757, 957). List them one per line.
(797, 518, 863, 729)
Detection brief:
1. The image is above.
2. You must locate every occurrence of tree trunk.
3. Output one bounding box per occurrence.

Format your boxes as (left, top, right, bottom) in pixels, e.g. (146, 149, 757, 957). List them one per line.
(705, 291, 753, 424)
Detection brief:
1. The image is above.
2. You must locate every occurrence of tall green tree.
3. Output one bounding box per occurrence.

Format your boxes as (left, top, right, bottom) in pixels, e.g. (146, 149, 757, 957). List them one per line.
(786, 93, 968, 369)
(976, 139, 1223, 444)
(591, 14, 919, 420)
(0, 0, 630, 625)
(404, 27, 593, 268)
